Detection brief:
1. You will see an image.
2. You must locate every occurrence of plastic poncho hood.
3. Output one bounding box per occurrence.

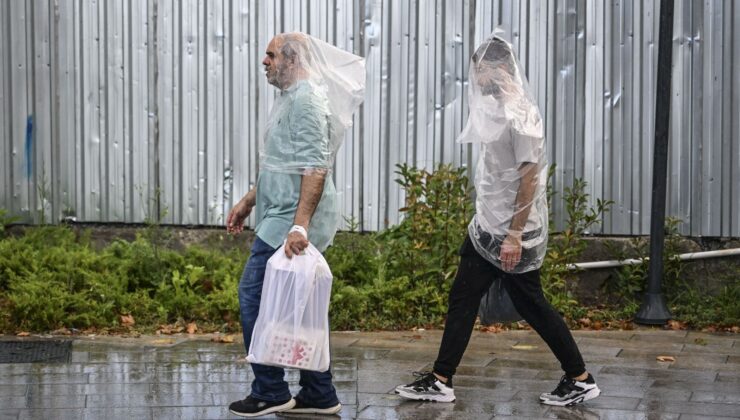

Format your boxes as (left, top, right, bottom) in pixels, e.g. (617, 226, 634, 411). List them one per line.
(459, 33, 549, 273)
(260, 32, 366, 174)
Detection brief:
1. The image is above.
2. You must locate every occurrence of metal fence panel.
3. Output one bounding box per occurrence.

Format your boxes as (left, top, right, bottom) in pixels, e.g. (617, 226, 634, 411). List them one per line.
(1, 0, 739, 237)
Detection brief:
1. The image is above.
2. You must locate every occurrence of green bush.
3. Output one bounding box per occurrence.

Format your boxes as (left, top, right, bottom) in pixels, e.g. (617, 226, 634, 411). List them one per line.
(0, 224, 244, 333)
(325, 163, 472, 330)
(541, 173, 613, 318)
(1, 159, 738, 334)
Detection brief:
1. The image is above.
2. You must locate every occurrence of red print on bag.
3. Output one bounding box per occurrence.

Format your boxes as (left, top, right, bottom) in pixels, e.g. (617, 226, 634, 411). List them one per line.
(290, 343, 306, 365)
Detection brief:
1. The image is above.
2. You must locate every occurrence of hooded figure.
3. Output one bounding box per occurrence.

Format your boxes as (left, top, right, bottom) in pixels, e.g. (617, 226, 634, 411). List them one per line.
(226, 33, 365, 417)
(394, 34, 600, 409)
(254, 32, 366, 252)
(458, 34, 548, 273)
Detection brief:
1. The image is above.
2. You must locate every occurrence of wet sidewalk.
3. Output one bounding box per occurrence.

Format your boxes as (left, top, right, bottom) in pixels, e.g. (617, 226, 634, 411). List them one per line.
(1, 328, 739, 419)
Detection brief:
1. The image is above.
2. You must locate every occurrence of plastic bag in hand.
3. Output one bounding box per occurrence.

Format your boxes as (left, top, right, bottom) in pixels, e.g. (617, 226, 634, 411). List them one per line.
(246, 243, 333, 372)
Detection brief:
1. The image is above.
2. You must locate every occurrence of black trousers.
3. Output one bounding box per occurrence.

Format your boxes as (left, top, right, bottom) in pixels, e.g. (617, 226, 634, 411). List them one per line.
(432, 235, 586, 379)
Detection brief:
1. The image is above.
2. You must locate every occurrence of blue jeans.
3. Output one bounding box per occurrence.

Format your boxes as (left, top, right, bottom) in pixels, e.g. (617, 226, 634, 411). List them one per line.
(238, 236, 339, 406)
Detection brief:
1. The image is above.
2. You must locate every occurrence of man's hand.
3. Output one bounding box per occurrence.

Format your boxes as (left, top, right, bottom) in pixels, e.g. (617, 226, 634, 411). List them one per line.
(226, 190, 256, 235)
(499, 231, 523, 271)
(284, 229, 309, 258)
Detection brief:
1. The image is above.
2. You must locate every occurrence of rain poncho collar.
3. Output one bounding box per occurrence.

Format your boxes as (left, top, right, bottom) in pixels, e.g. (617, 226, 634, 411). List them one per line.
(460, 33, 549, 273)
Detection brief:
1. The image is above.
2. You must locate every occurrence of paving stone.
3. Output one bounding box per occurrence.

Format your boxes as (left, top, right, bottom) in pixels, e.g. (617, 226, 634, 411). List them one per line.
(24, 394, 86, 409)
(716, 372, 740, 383)
(0, 410, 19, 420)
(366, 400, 498, 420)
(0, 373, 89, 385)
(678, 415, 740, 420)
(85, 351, 157, 363)
(691, 390, 740, 404)
(350, 337, 416, 349)
(17, 409, 83, 420)
(358, 379, 404, 394)
(336, 391, 358, 404)
(0, 384, 27, 397)
(598, 366, 718, 383)
(357, 403, 495, 420)
(329, 332, 361, 347)
(26, 382, 151, 396)
(486, 357, 560, 371)
(356, 392, 408, 410)
(649, 378, 736, 393)
(0, 397, 27, 409)
(81, 408, 153, 420)
(357, 359, 428, 373)
(637, 400, 740, 417)
(455, 386, 518, 402)
(602, 385, 691, 402)
(685, 332, 737, 345)
(87, 370, 155, 384)
(578, 337, 685, 352)
(572, 331, 636, 340)
(152, 405, 236, 419)
(549, 407, 680, 420)
(681, 343, 740, 355)
(330, 346, 390, 360)
(630, 330, 689, 341)
(69, 352, 89, 363)
(196, 352, 245, 362)
(85, 392, 213, 408)
(455, 365, 542, 379)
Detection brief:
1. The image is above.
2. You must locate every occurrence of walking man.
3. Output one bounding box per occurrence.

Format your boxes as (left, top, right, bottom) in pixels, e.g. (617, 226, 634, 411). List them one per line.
(395, 34, 600, 407)
(225, 32, 365, 417)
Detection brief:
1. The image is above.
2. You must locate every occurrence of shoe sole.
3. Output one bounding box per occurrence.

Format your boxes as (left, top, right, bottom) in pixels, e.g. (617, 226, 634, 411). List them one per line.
(283, 403, 342, 415)
(540, 387, 601, 407)
(229, 399, 296, 417)
(395, 388, 456, 403)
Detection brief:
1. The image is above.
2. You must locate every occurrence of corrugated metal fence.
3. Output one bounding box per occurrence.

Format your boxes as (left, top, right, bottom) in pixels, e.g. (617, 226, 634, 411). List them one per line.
(1, 0, 739, 236)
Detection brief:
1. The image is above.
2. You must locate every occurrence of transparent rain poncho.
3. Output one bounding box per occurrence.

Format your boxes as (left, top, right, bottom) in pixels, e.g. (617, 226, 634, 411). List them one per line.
(458, 33, 548, 273)
(253, 33, 365, 251)
(260, 33, 366, 174)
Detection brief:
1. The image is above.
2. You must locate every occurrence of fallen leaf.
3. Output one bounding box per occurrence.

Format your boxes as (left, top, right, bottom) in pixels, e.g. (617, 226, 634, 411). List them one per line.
(120, 314, 135, 326)
(694, 338, 707, 346)
(511, 344, 536, 350)
(186, 322, 198, 334)
(16, 332, 30, 337)
(667, 320, 686, 331)
(152, 339, 174, 345)
(481, 324, 504, 333)
(656, 355, 676, 362)
(50, 328, 71, 335)
(211, 335, 235, 344)
(157, 324, 184, 335)
(578, 318, 592, 327)
(592, 321, 603, 330)
(730, 326, 739, 334)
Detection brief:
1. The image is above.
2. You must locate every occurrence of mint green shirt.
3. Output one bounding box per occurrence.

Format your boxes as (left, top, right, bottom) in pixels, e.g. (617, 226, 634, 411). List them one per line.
(254, 80, 338, 252)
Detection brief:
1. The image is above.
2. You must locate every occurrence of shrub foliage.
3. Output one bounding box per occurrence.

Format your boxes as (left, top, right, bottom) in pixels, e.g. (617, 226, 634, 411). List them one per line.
(1, 164, 737, 333)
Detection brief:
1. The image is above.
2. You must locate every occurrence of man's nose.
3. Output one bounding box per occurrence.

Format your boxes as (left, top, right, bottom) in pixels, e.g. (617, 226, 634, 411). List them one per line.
(262, 57, 269, 66)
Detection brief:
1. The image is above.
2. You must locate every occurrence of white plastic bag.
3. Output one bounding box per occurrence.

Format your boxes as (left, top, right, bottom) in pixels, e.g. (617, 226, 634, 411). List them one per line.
(246, 243, 333, 372)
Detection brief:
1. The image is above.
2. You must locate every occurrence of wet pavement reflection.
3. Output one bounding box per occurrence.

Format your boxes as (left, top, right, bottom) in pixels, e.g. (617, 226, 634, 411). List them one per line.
(0, 329, 738, 419)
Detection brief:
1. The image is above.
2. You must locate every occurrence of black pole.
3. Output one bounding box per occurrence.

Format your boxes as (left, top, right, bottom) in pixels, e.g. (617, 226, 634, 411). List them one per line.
(634, 0, 674, 325)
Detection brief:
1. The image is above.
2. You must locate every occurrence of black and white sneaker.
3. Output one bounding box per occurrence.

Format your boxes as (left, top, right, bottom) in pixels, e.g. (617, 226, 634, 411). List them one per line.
(228, 395, 296, 417)
(395, 371, 456, 403)
(539, 374, 601, 406)
(283, 399, 342, 415)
